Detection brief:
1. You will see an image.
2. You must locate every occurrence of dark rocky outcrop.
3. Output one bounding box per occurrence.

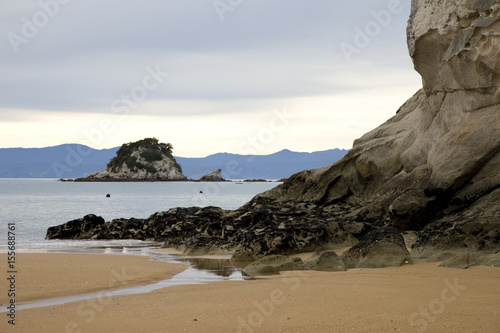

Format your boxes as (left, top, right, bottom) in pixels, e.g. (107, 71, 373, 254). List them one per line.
(341, 227, 412, 269)
(46, 201, 372, 257)
(45, 214, 105, 240)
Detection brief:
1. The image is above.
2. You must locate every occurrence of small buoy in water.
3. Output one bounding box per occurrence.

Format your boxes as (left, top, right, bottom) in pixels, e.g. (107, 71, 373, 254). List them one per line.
(199, 191, 203, 194)
(106, 194, 111, 198)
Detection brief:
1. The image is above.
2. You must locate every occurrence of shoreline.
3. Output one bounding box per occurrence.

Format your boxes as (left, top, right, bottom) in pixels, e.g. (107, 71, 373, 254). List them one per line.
(0, 252, 187, 305)
(3, 252, 499, 332)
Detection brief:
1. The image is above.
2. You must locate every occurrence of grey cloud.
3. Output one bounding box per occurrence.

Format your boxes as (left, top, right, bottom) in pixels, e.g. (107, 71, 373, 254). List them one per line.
(0, 0, 414, 114)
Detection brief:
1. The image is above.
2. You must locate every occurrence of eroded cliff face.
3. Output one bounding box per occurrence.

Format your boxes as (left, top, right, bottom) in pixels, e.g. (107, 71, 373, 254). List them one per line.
(257, 0, 500, 255)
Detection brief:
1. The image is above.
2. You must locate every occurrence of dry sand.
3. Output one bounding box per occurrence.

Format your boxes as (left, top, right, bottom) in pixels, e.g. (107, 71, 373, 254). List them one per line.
(1, 253, 500, 333)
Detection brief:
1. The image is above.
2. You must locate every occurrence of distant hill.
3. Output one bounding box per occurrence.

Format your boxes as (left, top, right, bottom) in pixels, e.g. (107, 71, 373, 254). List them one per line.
(176, 149, 348, 180)
(0, 145, 348, 180)
(0, 145, 119, 178)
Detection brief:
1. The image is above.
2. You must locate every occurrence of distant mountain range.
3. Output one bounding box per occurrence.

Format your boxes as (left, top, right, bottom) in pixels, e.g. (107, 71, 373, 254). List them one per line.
(0, 144, 348, 180)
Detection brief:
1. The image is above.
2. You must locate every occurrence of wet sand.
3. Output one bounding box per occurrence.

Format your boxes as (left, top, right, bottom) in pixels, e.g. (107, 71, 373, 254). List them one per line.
(1, 253, 500, 332)
(0, 253, 186, 304)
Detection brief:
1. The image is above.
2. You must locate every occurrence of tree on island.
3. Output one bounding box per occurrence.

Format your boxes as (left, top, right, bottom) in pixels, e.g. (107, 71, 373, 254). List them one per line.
(106, 137, 182, 174)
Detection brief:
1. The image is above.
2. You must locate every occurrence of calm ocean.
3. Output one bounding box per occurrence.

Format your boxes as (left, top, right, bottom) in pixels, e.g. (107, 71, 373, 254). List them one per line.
(0, 179, 279, 252)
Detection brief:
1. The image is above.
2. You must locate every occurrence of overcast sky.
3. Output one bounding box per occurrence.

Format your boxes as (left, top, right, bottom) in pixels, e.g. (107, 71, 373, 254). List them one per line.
(0, 0, 421, 157)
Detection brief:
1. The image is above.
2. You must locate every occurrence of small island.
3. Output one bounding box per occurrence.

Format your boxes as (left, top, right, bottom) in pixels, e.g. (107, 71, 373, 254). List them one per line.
(74, 138, 187, 181)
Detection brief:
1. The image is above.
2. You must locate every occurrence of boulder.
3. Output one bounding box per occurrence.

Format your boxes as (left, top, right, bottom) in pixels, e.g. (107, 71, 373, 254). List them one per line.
(242, 255, 306, 276)
(46, 214, 105, 240)
(341, 227, 412, 269)
(304, 250, 345, 272)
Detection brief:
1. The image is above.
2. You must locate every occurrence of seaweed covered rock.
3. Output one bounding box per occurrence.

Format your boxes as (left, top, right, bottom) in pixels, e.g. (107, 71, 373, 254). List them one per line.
(45, 214, 105, 240)
(46, 202, 365, 257)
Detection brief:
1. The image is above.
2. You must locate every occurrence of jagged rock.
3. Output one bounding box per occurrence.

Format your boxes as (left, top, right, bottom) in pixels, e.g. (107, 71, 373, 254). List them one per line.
(200, 169, 224, 181)
(45, 214, 105, 240)
(341, 227, 413, 269)
(242, 255, 306, 276)
(304, 250, 345, 272)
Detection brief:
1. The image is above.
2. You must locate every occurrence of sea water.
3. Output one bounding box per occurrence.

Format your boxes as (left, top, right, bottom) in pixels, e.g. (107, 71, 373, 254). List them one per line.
(0, 178, 280, 252)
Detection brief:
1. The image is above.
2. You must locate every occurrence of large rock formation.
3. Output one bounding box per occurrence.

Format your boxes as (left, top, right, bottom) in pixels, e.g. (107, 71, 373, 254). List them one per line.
(254, 0, 500, 258)
(81, 138, 187, 181)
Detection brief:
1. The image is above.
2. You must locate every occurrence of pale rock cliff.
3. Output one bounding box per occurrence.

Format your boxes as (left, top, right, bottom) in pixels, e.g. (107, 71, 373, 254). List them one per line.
(256, 0, 500, 257)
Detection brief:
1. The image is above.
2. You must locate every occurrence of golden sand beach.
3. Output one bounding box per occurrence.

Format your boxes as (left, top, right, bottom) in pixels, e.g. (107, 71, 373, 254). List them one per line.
(1, 253, 499, 333)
